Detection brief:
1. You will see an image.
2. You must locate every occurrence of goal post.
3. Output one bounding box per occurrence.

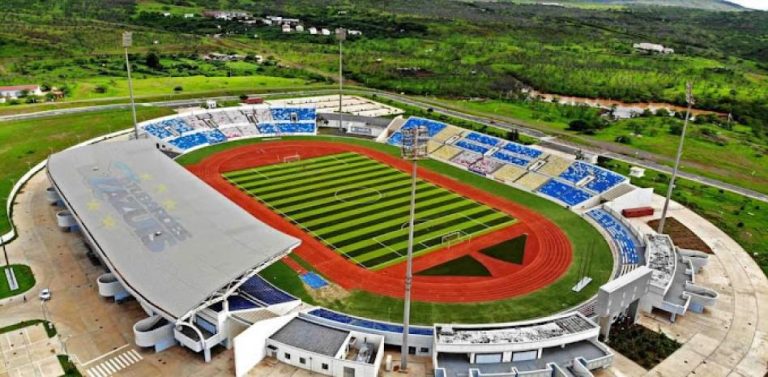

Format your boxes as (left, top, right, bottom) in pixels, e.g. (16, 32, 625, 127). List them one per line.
(441, 230, 470, 246)
(282, 154, 301, 163)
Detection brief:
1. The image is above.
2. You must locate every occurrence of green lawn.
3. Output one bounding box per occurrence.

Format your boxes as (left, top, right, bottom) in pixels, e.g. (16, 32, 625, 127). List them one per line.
(68, 75, 315, 101)
(0, 264, 36, 299)
(480, 235, 528, 264)
(223, 152, 516, 270)
(0, 319, 55, 337)
(182, 136, 613, 324)
(416, 255, 491, 277)
(0, 106, 175, 234)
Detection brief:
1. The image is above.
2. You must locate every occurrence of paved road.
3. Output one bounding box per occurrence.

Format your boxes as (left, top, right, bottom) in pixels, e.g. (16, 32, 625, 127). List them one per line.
(3, 88, 766, 203)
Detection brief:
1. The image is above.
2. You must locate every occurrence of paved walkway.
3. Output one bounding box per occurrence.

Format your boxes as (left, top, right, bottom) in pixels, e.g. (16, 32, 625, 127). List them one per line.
(597, 194, 768, 377)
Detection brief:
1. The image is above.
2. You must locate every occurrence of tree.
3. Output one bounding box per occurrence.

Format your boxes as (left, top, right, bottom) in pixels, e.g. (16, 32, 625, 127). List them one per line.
(146, 52, 162, 70)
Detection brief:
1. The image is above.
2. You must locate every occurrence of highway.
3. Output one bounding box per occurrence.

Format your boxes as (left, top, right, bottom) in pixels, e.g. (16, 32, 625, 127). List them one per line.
(2, 88, 766, 203)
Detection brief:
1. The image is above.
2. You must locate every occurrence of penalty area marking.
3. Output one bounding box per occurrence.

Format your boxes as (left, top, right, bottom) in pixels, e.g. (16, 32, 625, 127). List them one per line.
(333, 186, 383, 205)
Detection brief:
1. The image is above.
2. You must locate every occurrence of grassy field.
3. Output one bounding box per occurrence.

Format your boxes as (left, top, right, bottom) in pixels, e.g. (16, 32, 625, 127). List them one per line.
(182, 136, 613, 324)
(66, 76, 314, 101)
(0, 106, 174, 235)
(224, 152, 516, 270)
(416, 255, 491, 277)
(0, 265, 35, 299)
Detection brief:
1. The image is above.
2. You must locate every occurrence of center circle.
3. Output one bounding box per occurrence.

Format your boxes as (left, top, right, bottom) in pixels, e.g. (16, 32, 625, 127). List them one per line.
(334, 186, 382, 204)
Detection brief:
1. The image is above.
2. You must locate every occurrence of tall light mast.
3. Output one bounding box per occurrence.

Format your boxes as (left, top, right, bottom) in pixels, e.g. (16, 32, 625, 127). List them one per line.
(658, 82, 694, 234)
(123, 31, 139, 139)
(336, 28, 346, 131)
(399, 125, 428, 372)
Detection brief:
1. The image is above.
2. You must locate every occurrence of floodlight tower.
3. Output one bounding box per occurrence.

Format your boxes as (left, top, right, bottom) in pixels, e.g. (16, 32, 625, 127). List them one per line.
(336, 28, 346, 131)
(658, 82, 694, 234)
(123, 31, 139, 139)
(399, 125, 429, 372)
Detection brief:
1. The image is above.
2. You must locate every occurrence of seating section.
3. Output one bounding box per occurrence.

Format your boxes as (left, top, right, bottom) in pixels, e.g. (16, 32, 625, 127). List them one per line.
(387, 117, 447, 146)
(537, 179, 593, 206)
(307, 308, 434, 336)
(537, 155, 572, 177)
(140, 106, 317, 151)
(492, 151, 530, 167)
(271, 107, 316, 121)
(469, 158, 505, 175)
(515, 172, 550, 191)
(502, 142, 543, 159)
(492, 164, 526, 183)
(450, 151, 483, 168)
(587, 209, 640, 264)
(466, 132, 501, 147)
(559, 161, 625, 193)
(431, 125, 464, 144)
(240, 275, 297, 305)
(168, 129, 227, 150)
(455, 139, 490, 155)
(431, 144, 462, 161)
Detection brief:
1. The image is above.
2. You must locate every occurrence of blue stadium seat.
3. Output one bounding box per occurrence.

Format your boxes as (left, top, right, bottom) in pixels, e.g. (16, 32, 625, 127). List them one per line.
(308, 308, 434, 336)
(387, 117, 447, 146)
(240, 275, 296, 305)
(559, 161, 625, 193)
(501, 142, 543, 159)
(257, 123, 279, 135)
(455, 140, 490, 154)
(587, 209, 640, 264)
(491, 151, 530, 167)
(537, 179, 593, 206)
(466, 132, 500, 147)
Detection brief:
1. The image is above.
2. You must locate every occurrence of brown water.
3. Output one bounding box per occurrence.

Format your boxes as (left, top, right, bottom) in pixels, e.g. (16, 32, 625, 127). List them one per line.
(527, 89, 723, 117)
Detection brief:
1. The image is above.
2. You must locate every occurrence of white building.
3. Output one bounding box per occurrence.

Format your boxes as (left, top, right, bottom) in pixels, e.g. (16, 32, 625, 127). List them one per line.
(321, 28, 331, 36)
(309, 27, 318, 35)
(348, 30, 362, 36)
(234, 315, 385, 377)
(183, 13, 194, 18)
(282, 24, 292, 33)
(633, 42, 674, 54)
(295, 25, 304, 33)
(0, 85, 43, 99)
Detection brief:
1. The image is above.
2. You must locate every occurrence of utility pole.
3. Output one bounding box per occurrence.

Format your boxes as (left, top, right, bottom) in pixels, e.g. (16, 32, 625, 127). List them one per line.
(399, 125, 428, 372)
(336, 28, 346, 132)
(123, 31, 139, 139)
(658, 82, 694, 234)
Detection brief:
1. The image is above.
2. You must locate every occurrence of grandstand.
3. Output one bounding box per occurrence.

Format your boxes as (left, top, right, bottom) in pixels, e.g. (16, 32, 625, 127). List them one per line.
(586, 208, 643, 267)
(139, 105, 318, 152)
(386, 116, 628, 209)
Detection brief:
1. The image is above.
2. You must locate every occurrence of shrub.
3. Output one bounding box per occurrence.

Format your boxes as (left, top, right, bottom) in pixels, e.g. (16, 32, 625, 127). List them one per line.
(615, 135, 632, 144)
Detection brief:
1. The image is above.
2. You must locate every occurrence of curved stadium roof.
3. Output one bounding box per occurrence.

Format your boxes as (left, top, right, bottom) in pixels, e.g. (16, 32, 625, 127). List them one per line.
(47, 140, 300, 320)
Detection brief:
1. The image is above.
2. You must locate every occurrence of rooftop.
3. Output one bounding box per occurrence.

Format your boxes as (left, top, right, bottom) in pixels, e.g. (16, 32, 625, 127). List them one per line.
(646, 234, 676, 289)
(436, 313, 596, 345)
(270, 318, 350, 357)
(47, 140, 300, 320)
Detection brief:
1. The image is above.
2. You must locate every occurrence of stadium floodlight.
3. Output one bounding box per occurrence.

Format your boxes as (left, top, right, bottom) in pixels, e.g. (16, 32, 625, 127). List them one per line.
(336, 28, 346, 131)
(399, 125, 429, 372)
(122, 31, 139, 139)
(658, 82, 694, 234)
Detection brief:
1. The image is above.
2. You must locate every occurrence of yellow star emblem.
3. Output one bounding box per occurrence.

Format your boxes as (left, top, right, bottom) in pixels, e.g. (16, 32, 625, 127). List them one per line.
(102, 216, 116, 229)
(163, 199, 177, 211)
(87, 199, 101, 211)
(140, 173, 153, 181)
(155, 184, 167, 193)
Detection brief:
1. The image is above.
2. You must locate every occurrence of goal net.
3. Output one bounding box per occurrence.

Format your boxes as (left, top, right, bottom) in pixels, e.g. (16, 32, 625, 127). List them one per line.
(283, 154, 301, 163)
(442, 230, 470, 246)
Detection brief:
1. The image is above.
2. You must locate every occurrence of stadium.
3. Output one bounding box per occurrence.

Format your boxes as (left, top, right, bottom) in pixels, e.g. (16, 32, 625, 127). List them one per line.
(38, 96, 735, 377)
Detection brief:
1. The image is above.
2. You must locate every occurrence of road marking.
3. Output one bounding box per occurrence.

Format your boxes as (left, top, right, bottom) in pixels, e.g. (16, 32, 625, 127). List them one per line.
(85, 349, 143, 377)
(81, 344, 130, 366)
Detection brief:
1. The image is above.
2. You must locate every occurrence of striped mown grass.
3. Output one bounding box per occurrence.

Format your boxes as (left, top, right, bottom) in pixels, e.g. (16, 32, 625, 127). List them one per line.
(224, 152, 516, 270)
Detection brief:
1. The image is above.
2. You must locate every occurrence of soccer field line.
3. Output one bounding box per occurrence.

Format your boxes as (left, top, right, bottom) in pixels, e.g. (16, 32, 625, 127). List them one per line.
(462, 213, 492, 230)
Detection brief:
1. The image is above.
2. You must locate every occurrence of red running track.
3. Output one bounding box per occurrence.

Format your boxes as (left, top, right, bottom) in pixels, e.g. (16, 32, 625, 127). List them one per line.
(187, 140, 573, 303)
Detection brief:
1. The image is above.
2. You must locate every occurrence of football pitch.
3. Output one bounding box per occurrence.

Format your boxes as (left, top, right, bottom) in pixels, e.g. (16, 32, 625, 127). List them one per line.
(223, 152, 517, 270)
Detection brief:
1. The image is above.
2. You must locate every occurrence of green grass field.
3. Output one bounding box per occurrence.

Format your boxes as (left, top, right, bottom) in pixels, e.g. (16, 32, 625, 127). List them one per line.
(416, 255, 491, 277)
(0, 265, 36, 299)
(224, 152, 516, 270)
(480, 235, 527, 264)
